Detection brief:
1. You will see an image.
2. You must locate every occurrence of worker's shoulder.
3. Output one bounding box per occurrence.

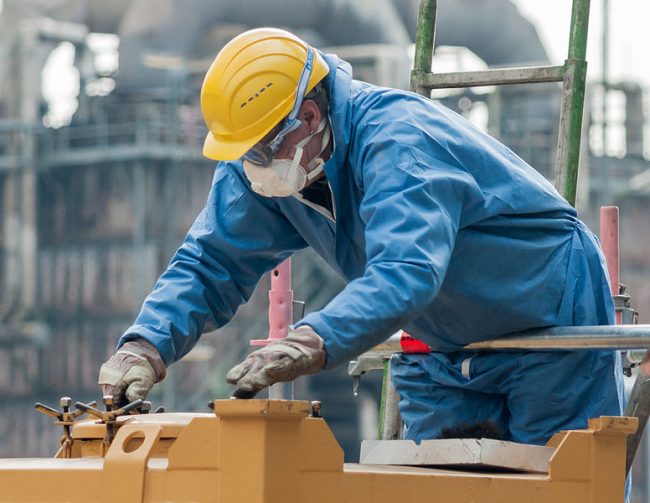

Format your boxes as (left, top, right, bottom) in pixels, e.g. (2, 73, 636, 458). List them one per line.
(349, 80, 429, 109)
(209, 160, 248, 187)
(345, 82, 445, 136)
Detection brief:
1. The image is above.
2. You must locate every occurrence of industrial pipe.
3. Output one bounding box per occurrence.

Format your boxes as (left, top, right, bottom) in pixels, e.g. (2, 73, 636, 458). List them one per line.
(625, 353, 650, 474)
(464, 325, 650, 350)
(600, 206, 621, 323)
(369, 325, 650, 358)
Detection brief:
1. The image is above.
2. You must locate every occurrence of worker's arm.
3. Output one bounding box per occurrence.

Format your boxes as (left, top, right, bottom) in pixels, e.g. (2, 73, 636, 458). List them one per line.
(299, 98, 484, 368)
(225, 125, 477, 393)
(118, 163, 307, 365)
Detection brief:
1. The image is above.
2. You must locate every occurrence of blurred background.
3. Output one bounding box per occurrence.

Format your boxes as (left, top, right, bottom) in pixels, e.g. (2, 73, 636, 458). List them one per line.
(1, 0, 649, 498)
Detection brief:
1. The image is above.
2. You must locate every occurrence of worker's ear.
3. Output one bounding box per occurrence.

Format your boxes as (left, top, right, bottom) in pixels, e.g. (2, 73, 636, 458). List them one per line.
(299, 100, 321, 133)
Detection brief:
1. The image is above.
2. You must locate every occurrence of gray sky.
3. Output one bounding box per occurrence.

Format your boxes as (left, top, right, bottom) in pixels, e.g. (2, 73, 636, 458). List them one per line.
(513, 0, 649, 85)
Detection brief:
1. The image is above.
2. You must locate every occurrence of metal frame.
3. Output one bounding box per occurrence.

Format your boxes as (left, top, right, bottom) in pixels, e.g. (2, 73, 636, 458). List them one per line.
(352, 324, 650, 474)
(410, 0, 591, 206)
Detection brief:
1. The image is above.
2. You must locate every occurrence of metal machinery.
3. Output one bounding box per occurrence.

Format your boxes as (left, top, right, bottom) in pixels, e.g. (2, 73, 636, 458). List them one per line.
(0, 398, 638, 502)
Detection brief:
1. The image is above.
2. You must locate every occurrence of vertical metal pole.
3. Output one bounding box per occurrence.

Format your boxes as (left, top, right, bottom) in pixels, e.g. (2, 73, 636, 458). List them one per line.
(378, 359, 401, 440)
(608, 202, 650, 475)
(162, 366, 177, 411)
(17, 24, 39, 315)
(554, 0, 591, 207)
(600, 206, 621, 323)
(268, 259, 293, 341)
(625, 354, 650, 475)
(267, 259, 294, 400)
(601, 0, 609, 154)
(410, 0, 436, 97)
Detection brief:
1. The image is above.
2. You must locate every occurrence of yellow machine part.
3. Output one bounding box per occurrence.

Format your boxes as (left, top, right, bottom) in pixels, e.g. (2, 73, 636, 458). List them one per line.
(0, 400, 637, 503)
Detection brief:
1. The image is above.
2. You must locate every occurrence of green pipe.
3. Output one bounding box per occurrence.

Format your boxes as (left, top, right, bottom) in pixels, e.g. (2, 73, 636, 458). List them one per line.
(568, 0, 591, 59)
(411, 0, 437, 95)
(561, 0, 591, 206)
(377, 359, 390, 439)
(562, 59, 588, 207)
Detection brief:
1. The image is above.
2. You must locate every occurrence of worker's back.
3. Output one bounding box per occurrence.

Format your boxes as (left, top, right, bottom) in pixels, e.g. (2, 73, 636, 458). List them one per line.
(283, 53, 614, 363)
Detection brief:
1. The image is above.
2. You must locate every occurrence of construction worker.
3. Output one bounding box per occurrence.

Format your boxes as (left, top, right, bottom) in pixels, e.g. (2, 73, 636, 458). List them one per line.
(99, 28, 624, 445)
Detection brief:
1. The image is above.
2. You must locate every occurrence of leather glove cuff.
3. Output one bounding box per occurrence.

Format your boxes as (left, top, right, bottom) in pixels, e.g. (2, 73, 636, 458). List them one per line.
(267, 325, 325, 371)
(225, 325, 326, 394)
(119, 338, 167, 383)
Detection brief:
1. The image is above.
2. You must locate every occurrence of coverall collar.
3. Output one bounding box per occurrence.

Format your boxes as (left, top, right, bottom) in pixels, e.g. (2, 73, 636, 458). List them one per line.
(317, 52, 353, 226)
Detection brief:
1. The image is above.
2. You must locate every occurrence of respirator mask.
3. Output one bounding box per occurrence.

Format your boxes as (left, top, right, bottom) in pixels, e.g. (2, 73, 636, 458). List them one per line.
(243, 118, 331, 197)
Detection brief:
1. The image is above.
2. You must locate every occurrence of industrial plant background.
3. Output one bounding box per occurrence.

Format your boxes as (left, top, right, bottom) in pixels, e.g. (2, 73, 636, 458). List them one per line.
(1, 0, 649, 498)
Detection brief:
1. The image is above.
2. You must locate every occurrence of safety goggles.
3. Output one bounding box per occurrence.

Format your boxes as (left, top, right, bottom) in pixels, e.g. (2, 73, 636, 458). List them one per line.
(242, 47, 315, 167)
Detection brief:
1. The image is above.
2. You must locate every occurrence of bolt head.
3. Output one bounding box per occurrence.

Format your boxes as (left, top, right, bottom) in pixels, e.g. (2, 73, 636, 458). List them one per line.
(103, 395, 114, 407)
(60, 397, 72, 408)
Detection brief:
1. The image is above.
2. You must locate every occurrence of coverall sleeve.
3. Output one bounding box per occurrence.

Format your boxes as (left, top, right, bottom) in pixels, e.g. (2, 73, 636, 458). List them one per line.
(120, 165, 307, 365)
(299, 115, 482, 368)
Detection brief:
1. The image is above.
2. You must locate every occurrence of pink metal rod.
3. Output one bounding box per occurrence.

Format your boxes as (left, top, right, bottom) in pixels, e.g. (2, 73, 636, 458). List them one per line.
(600, 206, 621, 324)
(268, 258, 293, 340)
(251, 258, 294, 346)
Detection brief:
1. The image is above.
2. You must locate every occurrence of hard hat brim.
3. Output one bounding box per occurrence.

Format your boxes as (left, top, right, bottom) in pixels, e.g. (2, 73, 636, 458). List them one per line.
(202, 130, 267, 162)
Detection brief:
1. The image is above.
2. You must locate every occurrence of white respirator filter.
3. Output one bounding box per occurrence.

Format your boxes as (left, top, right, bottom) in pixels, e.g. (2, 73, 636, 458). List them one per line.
(244, 119, 330, 197)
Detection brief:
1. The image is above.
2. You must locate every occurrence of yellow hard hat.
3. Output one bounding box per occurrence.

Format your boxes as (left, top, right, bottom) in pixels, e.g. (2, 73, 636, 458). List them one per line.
(200, 28, 330, 161)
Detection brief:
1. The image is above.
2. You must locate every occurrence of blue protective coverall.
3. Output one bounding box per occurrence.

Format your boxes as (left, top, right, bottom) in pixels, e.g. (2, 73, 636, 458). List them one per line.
(120, 53, 624, 445)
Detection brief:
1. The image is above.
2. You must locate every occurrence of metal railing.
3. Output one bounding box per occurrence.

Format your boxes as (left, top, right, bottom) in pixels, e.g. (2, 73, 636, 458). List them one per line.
(0, 105, 208, 171)
(350, 323, 650, 475)
(44, 114, 206, 155)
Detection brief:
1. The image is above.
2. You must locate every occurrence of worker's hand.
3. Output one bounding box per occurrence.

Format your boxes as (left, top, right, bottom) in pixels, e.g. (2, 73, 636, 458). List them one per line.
(226, 325, 326, 395)
(98, 339, 166, 407)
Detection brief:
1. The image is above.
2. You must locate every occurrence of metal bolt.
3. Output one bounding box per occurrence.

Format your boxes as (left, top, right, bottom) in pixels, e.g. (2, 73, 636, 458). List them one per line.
(103, 395, 114, 412)
(60, 397, 72, 411)
(310, 401, 322, 418)
(140, 401, 152, 414)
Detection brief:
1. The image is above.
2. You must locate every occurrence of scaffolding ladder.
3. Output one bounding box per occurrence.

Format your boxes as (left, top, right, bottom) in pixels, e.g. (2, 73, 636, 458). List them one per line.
(411, 0, 590, 207)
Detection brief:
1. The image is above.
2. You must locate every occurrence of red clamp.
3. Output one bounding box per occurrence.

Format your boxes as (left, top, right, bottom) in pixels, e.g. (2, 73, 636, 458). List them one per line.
(399, 331, 431, 353)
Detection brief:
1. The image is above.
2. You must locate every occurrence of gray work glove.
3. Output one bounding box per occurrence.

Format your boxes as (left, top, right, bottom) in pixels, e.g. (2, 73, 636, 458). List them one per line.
(226, 325, 326, 395)
(98, 339, 166, 407)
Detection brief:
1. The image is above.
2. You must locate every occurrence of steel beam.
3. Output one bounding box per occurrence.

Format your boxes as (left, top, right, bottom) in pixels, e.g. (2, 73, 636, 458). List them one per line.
(421, 65, 565, 89)
(367, 325, 650, 359)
